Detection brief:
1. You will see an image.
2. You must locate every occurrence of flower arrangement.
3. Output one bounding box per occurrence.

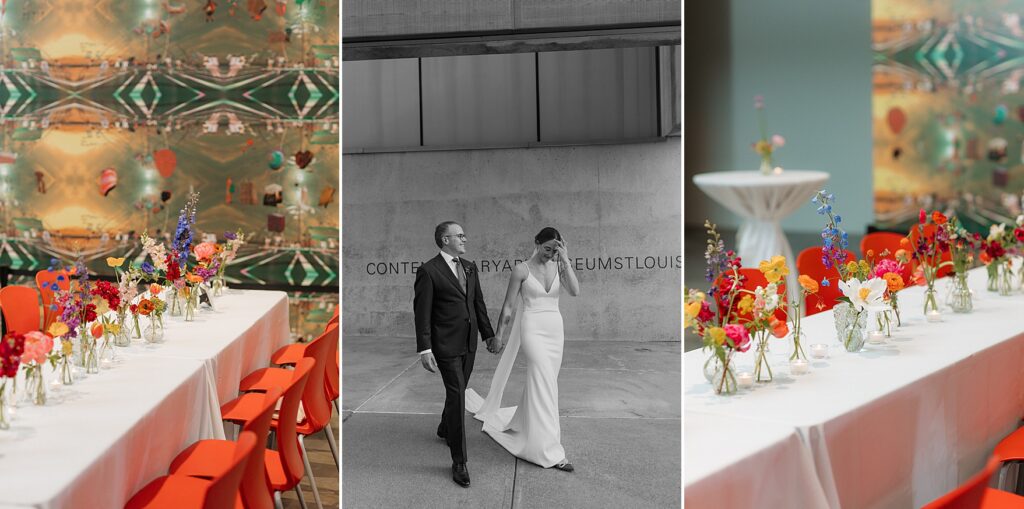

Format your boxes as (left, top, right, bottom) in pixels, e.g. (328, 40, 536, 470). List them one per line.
(940, 216, 979, 312)
(22, 331, 53, 405)
(684, 221, 749, 395)
(737, 256, 790, 382)
(753, 95, 785, 175)
(870, 257, 905, 331)
(0, 332, 24, 428)
(908, 210, 954, 314)
(981, 220, 1014, 295)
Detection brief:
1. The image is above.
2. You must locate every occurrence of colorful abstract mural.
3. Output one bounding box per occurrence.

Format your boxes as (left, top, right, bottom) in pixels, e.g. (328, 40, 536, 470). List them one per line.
(873, 1, 1024, 232)
(0, 0, 338, 293)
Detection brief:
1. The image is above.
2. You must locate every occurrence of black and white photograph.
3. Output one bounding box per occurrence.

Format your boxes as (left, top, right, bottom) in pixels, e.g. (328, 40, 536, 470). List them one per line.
(341, 1, 682, 507)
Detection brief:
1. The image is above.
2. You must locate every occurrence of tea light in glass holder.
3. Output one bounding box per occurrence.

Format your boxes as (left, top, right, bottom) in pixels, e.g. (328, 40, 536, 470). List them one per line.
(789, 359, 809, 375)
(736, 371, 754, 388)
(868, 330, 885, 344)
(811, 343, 828, 359)
(926, 310, 942, 322)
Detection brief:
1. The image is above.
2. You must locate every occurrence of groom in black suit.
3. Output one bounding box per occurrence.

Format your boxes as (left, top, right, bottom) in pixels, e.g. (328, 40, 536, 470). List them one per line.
(414, 221, 496, 488)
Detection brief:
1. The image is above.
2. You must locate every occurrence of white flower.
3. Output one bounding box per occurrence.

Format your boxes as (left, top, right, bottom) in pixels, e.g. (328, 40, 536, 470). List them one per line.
(754, 283, 781, 313)
(839, 277, 887, 312)
(989, 223, 1007, 242)
(1017, 215, 1024, 226)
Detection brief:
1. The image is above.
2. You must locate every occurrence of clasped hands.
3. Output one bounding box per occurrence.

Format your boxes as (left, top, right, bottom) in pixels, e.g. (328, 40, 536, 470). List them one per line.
(485, 336, 505, 355)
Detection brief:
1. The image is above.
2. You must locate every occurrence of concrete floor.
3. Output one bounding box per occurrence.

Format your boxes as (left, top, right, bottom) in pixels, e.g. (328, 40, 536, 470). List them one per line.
(342, 336, 681, 509)
(683, 226, 864, 352)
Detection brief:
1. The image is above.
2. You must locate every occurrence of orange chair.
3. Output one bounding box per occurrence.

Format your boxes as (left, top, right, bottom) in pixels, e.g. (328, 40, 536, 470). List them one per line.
(0, 286, 41, 334)
(124, 431, 257, 509)
(796, 247, 856, 316)
(921, 454, 1024, 508)
(168, 388, 282, 509)
(242, 323, 339, 483)
(222, 359, 315, 509)
(270, 323, 340, 462)
(36, 269, 70, 330)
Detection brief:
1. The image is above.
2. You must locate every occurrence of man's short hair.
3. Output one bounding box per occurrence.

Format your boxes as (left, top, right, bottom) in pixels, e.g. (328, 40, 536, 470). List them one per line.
(434, 221, 460, 248)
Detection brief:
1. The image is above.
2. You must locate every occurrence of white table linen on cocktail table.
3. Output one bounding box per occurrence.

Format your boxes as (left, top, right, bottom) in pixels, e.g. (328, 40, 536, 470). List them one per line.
(0, 289, 291, 508)
(685, 412, 829, 508)
(684, 268, 1024, 508)
(692, 170, 829, 303)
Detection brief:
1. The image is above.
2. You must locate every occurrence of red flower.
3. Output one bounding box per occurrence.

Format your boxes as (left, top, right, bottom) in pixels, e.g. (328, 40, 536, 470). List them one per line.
(166, 260, 181, 281)
(1015, 228, 1024, 243)
(986, 241, 1006, 260)
(0, 332, 25, 378)
(697, 301, 714, 323)
(919, 209, 926, 224)
(84, 303, 98, 323)
(91, 281, 121, 310)
(129, 304, 137, 314)
(932, 211, 947, 225)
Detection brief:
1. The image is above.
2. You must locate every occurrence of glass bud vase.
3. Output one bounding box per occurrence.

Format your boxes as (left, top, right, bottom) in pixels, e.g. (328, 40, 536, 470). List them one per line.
(833, 302, 866, 352)
(83, 337, 99, 374)
(169, 287, 183, 317)
(923, 284, 940, 314)
(99, 335, 115, 369)
(212, 275, 225, 297)
(947, 272, 973, 313)
(59, 352, 73, 385)
(998, 262, 1014, 296)
(759, 155, 772, 175)
(114, 313, 131, 347)
(0, 381, 9, 430)
(704, 351, 737, 395)
(24, 364, 45, 406)
(184, 286, 197, 322)
(144, 315, 164, 343)
(752, 332, 773, 383)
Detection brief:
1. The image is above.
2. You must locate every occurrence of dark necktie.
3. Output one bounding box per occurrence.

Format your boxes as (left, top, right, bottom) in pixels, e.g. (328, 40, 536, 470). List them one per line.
(453, 258, 467, 292)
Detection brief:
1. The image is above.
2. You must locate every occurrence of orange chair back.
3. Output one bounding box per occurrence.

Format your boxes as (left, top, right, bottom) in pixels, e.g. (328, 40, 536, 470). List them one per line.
(0, 286, 41, 334)
(299, 322, 337, 433)
(328, 306, 339, 326)
(203, 430, 258, 509)
(36, 270, 69, 330)
(796, 247, 856, 316)
(325, 322, 339, 402)
(277, 358, 315, 488)
(728, 268, 788, 324)
(239, 387, 281, 509)
(921, 455, 1000, 509)
(860, 232, 905, 261)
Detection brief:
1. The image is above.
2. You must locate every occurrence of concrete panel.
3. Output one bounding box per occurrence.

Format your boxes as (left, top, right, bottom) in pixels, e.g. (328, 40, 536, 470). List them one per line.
(342, 335, 418, 411)
(342, 141, 681, 341)
(343, 0, 512, 39)
(515, 0, 680, 30)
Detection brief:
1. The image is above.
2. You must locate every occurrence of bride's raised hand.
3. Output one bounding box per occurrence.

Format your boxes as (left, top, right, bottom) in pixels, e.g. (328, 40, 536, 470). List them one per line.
(555, 239, 569, 263)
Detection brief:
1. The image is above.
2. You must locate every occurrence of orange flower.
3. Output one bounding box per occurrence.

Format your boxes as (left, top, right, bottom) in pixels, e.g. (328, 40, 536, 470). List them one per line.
(185, 272, 204, 284)
(769, 315, 789, 338)
(798, 274, 819, 294)
(980, 250, 992, 264)
(932, 211, 947, 225)
(866, 249, 875, 259)
(137, 299, 154, 316)
(899, 237, 911, 250)
(894, 249, 909, 262)
(882, 272, 905, 293)
(90, 323, 104, 339)
(149, 283, 162, 295)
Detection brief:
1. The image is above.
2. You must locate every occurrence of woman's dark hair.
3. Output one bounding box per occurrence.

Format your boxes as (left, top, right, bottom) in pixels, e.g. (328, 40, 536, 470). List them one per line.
(534, 227, 561, 245)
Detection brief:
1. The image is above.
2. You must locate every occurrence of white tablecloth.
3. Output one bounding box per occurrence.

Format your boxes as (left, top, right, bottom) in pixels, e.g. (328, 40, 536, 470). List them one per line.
(685, 268, 1024, 508)
(692, 170, 829, 303)
(685, 412, 829, 508)
(0, 289, 291, 508)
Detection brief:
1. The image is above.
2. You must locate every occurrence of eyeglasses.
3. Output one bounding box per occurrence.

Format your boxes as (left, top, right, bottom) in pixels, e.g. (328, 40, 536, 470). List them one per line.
(444, 234, 468, 241)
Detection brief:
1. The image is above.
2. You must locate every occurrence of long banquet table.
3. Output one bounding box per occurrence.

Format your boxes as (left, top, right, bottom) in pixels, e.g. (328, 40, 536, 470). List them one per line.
(685, 267, 1024, 508)
(0, 289, 290, 509)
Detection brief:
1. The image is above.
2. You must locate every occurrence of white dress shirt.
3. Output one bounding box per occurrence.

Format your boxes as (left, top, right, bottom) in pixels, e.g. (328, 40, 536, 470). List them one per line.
(419, 251, 463, 356)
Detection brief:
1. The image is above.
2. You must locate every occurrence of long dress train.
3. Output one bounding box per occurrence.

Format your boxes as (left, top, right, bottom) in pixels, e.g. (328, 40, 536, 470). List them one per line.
(465, 264, 566, 467)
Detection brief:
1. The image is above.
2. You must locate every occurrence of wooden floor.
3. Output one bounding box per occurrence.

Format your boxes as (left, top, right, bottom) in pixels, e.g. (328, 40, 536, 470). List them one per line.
(280, 409, 340, 508)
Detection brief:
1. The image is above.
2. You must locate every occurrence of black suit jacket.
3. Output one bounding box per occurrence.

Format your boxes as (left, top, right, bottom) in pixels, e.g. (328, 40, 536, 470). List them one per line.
(413, 254, 496, 358)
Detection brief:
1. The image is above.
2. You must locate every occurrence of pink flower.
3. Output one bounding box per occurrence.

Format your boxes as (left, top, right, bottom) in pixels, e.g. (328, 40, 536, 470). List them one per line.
(771, 134, 785, 148)
(193, 242, 217, 261)
(873, 259, 902, 279)
(754, 95, 764, 109)
(723, 324, 751, 352)
(22, 331, 52, 365)
(919, 209, 926, 224)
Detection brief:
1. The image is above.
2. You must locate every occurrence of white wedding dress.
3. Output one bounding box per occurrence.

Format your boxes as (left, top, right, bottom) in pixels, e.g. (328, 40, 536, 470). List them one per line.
(465, 263, 566, 468)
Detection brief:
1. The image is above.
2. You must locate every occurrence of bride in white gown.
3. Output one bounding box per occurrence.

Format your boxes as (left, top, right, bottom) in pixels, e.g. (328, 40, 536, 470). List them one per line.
(465, 227, 580, 471)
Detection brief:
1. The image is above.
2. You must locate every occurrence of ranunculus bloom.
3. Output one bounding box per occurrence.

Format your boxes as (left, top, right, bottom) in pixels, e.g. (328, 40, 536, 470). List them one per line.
(900, 237, 911, 250)
(22, 332, 53, 365)
(193, 242, 217, 261)
(873, 259, 902, 279)
(932, 211, 947, 225)
(883, 272, 905, 293)
(769, 316, 789, 338)
(149, 284, 162, 296)
(798, 274, 819, 294)
(723, 324, 751, 352)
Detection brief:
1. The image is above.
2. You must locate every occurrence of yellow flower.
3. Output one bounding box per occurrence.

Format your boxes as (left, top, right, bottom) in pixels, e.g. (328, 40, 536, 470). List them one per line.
(846, 261, 859, 274)
(758, 256, 789, 284)
(737, 294, 754, 315)
(61, 340, 72, 356)
(684, 300, 702, 328)
(93, 296, 110, 316)
(858, 260, 870, 275)
(48, 321, 69, 338)
(707, 327, 727, 346)
(106, 257, 126, 268)
(106, 323, 121, 335)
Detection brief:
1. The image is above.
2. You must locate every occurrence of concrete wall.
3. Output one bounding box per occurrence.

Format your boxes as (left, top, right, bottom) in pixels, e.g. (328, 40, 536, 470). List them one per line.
(343, 140, 681, 341)
(684, 0, 872, 234)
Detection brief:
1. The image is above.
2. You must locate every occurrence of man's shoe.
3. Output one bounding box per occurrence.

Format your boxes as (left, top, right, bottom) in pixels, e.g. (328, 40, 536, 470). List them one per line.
(553, 460, 574, 472)
(437, 423, 446, 439)
(452, 463, 470, 487)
